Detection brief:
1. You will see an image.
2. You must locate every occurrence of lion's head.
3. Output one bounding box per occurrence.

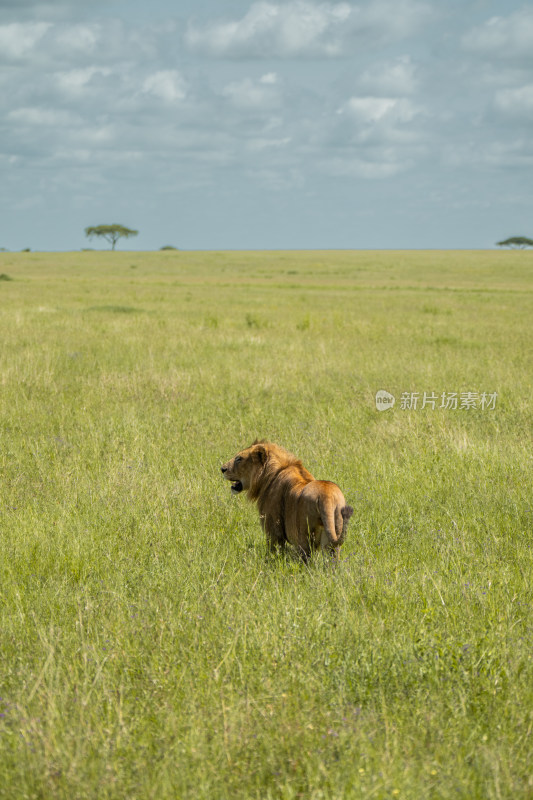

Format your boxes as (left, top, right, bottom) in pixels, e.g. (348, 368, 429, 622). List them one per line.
(220, 441, 267, 495)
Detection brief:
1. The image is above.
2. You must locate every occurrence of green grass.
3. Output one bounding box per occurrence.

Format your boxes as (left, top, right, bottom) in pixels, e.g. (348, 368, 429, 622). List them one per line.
(0, 250, 532, 799)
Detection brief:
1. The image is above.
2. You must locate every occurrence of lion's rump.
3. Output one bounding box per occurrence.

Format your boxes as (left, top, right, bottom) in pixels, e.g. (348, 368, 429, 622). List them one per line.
(256, 459, 350, 554)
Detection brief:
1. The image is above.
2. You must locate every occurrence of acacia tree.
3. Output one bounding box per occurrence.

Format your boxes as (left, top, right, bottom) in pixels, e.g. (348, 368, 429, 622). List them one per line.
(84, 224, 138, 250)
(496, 236, 533, 249)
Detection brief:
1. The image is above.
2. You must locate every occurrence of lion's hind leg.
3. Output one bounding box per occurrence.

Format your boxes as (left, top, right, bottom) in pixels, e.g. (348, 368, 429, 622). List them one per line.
(319, 528, 341, 563)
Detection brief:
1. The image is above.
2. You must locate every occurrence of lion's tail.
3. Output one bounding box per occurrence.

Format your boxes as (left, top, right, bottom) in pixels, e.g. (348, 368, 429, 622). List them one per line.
(340, 504, 354, 544)
(320, 499, 353, 547)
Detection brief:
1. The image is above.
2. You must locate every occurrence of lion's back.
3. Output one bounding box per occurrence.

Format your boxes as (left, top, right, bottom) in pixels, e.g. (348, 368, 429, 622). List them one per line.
(301, 479, 345, 505)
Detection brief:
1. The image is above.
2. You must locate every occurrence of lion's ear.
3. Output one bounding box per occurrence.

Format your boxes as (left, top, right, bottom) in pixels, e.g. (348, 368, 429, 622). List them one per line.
(253, 444, 266, 464)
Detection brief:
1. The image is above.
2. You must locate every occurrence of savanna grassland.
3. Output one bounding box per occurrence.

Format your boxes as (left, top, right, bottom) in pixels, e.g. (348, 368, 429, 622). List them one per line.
(0, 249, 532, 799)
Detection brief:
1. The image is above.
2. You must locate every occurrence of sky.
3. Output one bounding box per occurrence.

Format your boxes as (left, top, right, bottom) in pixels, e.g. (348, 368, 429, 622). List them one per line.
(1, 0, 532, 251)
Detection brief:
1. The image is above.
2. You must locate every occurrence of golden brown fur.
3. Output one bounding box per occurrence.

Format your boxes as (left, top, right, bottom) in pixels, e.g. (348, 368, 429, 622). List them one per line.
(221, 440, 353, 560)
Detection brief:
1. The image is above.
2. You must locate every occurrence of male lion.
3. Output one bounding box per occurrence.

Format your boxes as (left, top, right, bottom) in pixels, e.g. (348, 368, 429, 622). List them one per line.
(221, 440, 353, 560)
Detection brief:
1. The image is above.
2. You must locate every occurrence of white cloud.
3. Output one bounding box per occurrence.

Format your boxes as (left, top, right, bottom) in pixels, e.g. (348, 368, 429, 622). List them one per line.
(244, 166, 303, 190)
(8, 107, 80, 126)
(445, 137, 533, 170)
(53, 23, 100, 53)
(342, 96, 396, 123)
(142, 71, 187, 103)
(186, 0, 429, 59)
(495, 84, 533, 118)
(260, 72, 278, 84)
(0, 0, 103, 15)
(485, 139, 533, 168)
(340, 96, 419, 125)
(323, 92, 425, 178)
(0, 22, 50, 58)
(55, 66, 112, 94)
(0, 19, 145, 68)
(221, 76, 281, 108)
(357, 0, 431, 39)
(248, 136, 291, 150)
(186, 1, 351, 58)
(80, 125, 115, 145)
(322, 153, 409, 179)
(357, 56, 418, 96)
(463, 8, 533, 58)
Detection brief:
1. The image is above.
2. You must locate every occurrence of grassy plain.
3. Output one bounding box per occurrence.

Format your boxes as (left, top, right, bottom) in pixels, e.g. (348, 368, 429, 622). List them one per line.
(0, 249, 532, 799)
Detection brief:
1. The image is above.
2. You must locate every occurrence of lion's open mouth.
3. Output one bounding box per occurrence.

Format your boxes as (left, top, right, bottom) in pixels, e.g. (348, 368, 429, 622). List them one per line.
(231, 480, 243, 494)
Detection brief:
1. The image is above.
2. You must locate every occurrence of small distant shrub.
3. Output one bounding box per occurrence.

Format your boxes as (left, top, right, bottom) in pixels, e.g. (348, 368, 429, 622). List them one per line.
(434, 336, 459, 346)
(87, 305, 144, 314)
(21, 248, 31, 252)
(423, 304, 452, 316)
(160, 245, 178, 251)
(0, 273, 13, 281)
(297, 314, 311, 331)
(245, 313, 261, 329)
(204, 315, 219, 329)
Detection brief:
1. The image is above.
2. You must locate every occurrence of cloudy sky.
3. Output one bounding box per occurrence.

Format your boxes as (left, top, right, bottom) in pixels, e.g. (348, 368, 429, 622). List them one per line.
(1, 0, 532, 250)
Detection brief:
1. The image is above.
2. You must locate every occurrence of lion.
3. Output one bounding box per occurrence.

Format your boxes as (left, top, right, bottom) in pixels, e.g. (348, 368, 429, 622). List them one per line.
(221, 440, 353, 560)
